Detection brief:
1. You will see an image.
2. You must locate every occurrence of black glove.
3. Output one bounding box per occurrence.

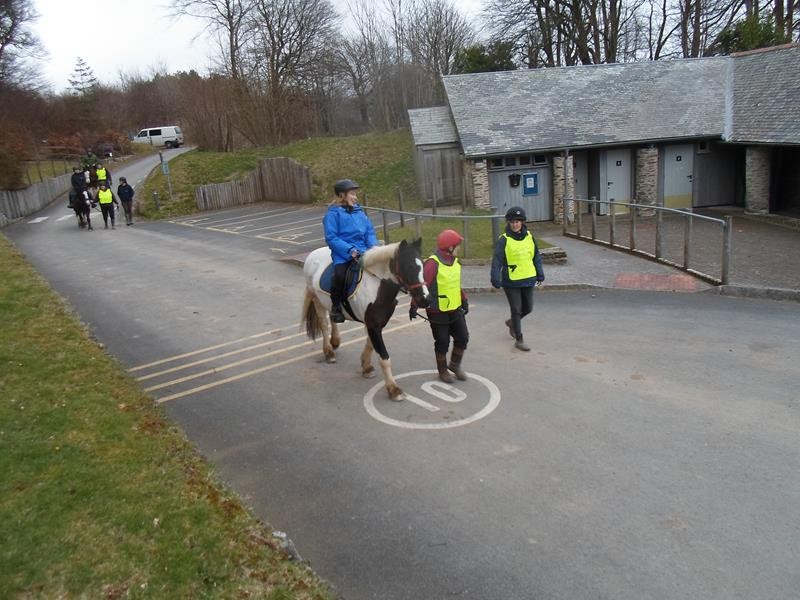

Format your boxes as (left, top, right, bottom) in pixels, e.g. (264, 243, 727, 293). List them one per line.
(461, 301, 469, 315)
(409, 305, 418, 320)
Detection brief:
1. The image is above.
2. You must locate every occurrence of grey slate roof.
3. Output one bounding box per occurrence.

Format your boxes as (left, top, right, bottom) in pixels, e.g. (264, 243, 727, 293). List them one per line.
(729, 45, 800, 144)
(433, 45, 800, 158)
(442, 58, 729, 157)
(408, 106, 459, 145)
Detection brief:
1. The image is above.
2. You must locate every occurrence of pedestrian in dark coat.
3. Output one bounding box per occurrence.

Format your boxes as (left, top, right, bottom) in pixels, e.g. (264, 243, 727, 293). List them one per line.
(117, 177, 135, 225)
(490, 206, 544, 351)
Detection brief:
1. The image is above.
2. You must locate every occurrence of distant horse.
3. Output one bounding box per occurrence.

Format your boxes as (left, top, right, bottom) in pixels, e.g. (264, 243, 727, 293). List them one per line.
(302, 239, 430, 401)
(71, 189, 94, 230)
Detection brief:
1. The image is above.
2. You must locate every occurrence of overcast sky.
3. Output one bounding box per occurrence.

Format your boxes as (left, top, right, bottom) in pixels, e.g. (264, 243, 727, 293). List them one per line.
(30, 0, 484, 93)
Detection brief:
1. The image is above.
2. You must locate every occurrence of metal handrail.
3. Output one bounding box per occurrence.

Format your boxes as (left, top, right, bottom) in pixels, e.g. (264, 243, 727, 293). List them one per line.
(562, 197, 732, 285)
(361, 205, 506, 260)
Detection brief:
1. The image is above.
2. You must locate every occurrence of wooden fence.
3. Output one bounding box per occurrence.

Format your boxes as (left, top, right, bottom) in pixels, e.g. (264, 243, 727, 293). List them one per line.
(0, 173, 72, 227)
(194, 157, 312, 211)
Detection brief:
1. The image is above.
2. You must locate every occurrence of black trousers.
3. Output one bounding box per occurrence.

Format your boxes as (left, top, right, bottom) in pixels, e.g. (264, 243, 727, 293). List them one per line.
(330, 262, 350, 305)
(99, 203, 115, 225)
(504, 286, 534, 339)
(427, 310, 469, 355)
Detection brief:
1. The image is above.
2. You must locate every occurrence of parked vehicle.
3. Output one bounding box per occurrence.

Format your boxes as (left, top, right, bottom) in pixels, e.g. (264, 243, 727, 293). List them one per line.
(132, 126, 184, 148)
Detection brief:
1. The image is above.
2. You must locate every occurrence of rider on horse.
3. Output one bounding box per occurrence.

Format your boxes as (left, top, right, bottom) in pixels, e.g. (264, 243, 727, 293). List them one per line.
(323, 179, 378, 323)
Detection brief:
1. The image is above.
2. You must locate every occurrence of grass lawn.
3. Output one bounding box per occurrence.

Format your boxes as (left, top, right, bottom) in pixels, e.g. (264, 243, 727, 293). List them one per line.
(0, 235, 334, 599)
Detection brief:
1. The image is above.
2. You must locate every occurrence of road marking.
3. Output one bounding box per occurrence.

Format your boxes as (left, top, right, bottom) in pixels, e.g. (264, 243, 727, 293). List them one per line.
(57, 215, 73, 222)
(29, 217, 48, 223)
(364, 371, 501, 430)
(153, 320, 422, 404)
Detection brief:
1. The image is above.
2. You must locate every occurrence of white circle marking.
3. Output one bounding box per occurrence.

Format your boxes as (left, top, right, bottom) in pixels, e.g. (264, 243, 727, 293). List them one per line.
(364, 370, 501, 430)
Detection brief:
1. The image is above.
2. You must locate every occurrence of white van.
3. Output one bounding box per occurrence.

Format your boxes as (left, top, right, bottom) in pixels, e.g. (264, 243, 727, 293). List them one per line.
(133, 125, 184, 148)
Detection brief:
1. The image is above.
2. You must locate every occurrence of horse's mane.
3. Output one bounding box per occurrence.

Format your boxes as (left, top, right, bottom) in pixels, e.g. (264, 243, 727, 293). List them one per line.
(362, 242, 401, 270)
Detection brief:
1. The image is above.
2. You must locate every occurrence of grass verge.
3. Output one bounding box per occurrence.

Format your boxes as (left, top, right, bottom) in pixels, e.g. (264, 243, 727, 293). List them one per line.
(0, 234, 335, 599)
(137, 129, 417, 220)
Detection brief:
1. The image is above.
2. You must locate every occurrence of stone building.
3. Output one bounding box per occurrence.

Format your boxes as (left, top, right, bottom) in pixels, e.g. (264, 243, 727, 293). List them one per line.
(409, 44, 800, 222)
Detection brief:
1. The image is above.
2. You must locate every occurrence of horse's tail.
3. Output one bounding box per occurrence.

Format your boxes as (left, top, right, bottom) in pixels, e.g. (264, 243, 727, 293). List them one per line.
(302, 287, 322, 341)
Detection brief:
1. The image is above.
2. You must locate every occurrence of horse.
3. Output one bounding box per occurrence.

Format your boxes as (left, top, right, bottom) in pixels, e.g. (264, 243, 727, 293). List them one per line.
(301, 239, 431, 401)
(71, 189, 94, 230)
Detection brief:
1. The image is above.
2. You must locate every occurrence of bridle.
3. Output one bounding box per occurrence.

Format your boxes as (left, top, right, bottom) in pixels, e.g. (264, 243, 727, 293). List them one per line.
(389, 256, 425, 296)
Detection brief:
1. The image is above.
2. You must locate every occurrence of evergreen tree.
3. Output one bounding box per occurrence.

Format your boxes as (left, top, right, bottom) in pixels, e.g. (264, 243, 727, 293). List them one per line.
(68, 58, 99, 95)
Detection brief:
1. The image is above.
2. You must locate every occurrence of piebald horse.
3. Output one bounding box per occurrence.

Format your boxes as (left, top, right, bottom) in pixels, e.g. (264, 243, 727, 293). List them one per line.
(301, 239, 430, 401)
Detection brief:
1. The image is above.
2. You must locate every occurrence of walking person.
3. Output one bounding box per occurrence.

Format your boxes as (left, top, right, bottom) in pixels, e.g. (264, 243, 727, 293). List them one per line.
(491, 207, 544, 351)
(411, 229, 470, 383)
(96, 182, 119, 229)
(323, 179, 378, 323)
(117, 177, 135, 225)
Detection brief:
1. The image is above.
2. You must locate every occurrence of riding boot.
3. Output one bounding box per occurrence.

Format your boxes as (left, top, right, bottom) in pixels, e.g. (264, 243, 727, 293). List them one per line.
(436, 353, 455, 383)
(330, 303, 345, 323)
(448, 347, 468, 381)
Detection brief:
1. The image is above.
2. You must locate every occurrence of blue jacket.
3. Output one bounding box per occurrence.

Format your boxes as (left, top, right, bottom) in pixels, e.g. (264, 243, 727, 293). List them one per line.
(323, 203, 378, 264)
(490, 224, 545, 288)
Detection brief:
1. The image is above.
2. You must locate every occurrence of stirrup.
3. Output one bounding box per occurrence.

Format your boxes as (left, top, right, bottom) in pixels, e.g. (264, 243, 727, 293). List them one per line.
(330, 304, 345, 323)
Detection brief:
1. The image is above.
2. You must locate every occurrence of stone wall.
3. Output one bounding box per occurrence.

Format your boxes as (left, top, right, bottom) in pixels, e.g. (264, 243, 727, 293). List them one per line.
(552, 155, 575, 224)
(745, 146, 770, 214)
(468, 160, 490, 210)
(635, 147, 659, 214)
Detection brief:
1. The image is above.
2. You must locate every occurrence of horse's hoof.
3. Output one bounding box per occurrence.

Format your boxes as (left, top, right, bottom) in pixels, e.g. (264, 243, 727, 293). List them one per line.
(325, 355, 336, 364)
(387, 385, 404, 402)
(362, 366, 376, 379)
(390, 392, 405, 402)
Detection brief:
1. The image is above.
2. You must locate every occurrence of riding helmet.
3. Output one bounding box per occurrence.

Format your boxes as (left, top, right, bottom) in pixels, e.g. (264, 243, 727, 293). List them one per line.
(505, 206, 527, 221)
(436, 229, 464, 250)
(334, 179, 361, 195)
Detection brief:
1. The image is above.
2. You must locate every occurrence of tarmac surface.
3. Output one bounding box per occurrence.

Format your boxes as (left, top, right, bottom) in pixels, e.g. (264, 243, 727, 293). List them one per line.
(459, 207, 800, 302)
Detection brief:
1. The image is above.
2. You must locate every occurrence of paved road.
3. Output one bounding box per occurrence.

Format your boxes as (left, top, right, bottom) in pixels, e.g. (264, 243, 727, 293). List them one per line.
(4, 195, 799, 600)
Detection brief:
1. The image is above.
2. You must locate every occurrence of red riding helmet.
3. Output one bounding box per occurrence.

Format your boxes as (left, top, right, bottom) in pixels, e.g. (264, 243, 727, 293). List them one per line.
(436, 229, 464, 250)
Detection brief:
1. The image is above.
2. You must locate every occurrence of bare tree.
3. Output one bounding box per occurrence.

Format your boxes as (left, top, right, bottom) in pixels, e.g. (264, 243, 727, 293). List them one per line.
(244, 0, 339, 143)
(170, 0, 255, 80)
(0, 0, 42, 87)
(336, 0, 393, 127)
(403, 0, 476, 76)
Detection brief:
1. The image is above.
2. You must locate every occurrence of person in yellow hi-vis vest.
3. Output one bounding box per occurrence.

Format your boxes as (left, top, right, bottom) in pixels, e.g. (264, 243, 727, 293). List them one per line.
(491, 207, 544, 351)
(410, 229, 470, 383)
(96, 182, 119, 229)
(94, 162, 111, 187)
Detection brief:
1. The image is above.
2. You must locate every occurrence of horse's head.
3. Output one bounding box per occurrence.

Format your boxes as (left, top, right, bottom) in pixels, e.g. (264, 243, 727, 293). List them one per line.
(396, 238, 430, 308)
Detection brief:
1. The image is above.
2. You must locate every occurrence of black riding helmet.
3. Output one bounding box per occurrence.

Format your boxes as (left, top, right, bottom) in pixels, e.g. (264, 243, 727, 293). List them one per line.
(505, 206, 526, 221)
(334, 179, 360, 196)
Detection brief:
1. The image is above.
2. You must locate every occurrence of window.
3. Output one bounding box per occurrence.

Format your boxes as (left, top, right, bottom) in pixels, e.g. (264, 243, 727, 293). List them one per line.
(504, 157, 517, 167)
(489, 158, 504, 170)
(150, 129, 162, 136)
(518, 155, 531, 166)
(533, 155, 547, 165)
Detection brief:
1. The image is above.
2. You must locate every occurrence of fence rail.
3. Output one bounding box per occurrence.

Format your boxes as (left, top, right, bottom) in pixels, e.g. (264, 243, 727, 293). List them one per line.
(195, 157, 312, 211)
(562, 197, 732, 285)
(0, 173, 72, 226)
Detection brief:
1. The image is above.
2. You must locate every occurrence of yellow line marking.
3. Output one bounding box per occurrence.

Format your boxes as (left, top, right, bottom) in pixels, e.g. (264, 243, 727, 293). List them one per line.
(139, 323, 363, 384)
(129, 326, 288, 372)
(154, 320, 421, 404)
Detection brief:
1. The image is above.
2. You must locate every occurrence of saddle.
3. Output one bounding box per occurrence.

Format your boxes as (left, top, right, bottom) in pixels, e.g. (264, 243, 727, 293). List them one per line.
(319, 260, 363, 299)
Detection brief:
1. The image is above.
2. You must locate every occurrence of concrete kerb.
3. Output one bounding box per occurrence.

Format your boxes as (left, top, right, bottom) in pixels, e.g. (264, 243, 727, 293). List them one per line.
(707, 285, 800, 303)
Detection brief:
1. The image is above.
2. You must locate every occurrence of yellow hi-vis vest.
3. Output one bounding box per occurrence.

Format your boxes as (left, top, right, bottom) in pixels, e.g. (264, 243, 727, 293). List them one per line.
(95, 167, 107, 181)
(97, 188, 113, 204)
(429, 255, 462, 311)
(502, 232, 537, 280)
